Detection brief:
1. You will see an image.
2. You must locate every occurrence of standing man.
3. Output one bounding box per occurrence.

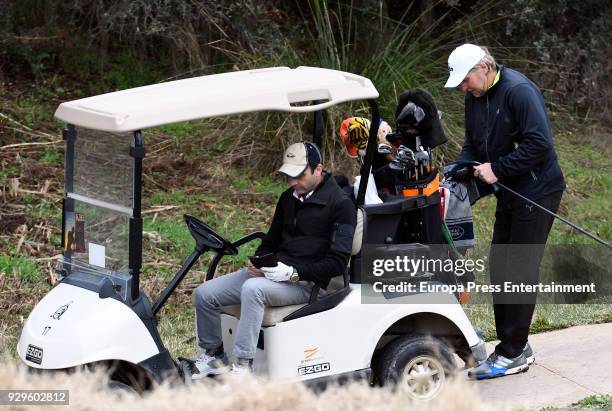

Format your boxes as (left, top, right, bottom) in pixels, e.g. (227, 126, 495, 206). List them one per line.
(445, 44, 565, 379)
(191, 141, 356, 378)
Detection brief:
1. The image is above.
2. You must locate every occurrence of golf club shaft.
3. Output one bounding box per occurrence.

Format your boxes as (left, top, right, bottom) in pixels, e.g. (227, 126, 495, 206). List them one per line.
(492, 181, 611, 249)
(465, 160, 610, 249)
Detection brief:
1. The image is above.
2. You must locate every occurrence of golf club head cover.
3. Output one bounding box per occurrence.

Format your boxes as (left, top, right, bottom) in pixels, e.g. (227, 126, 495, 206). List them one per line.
(376, 120, 396, 161)
(339, 117, 370, 158)
(395, 89, 448, 149)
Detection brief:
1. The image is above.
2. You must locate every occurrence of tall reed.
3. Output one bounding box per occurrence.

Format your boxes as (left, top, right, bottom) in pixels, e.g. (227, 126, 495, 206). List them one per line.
(229, 0, 500, 169)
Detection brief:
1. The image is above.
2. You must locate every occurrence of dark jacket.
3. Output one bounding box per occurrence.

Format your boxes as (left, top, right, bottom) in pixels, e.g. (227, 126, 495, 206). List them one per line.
(255, 174, 356, 289)
(458, 65, 565, 208)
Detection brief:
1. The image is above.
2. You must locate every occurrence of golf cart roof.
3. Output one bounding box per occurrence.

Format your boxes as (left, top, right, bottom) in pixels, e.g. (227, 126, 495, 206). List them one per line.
(55, 66, 379, 133)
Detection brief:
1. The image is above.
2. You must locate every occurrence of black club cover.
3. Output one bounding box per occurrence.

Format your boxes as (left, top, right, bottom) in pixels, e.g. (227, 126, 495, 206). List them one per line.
(395, 89, 448, 149)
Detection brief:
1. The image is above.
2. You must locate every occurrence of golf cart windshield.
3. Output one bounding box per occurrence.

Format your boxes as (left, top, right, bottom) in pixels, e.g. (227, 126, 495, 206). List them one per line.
(62, 127, 133, 276)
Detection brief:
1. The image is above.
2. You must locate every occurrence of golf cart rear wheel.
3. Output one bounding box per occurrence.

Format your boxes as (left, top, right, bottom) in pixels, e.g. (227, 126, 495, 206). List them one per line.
(376, 334, 456, 400)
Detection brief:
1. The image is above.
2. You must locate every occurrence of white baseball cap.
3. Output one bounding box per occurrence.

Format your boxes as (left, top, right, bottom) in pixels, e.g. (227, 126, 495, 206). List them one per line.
(444, 44, 486, 88)
(278, 141, 322, 178)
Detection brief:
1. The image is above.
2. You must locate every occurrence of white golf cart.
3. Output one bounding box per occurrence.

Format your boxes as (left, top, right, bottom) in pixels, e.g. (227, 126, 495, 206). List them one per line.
(17, 66, 486, 399)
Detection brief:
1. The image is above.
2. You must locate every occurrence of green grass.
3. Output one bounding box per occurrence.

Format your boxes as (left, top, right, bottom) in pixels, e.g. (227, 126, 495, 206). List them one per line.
(552, 137, 612, 244)
(157, 302, 197, 359)
(31, 200, 60, 220)
(40, 149, 62, 163)
(155, 122, 211, 141)
(575, 395, 612, 409)
(142, 206, 265, 275)
(58, 50, 167, 94)
(144, 217, 194, 257)
(38, 74, 65, 99)
(16, 94, 53, 127)
(0, 254, 41, 281)
(0, 165, 20, 179)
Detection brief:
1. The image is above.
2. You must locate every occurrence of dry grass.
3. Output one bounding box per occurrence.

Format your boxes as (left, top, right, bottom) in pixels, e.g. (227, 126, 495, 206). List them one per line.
(0, 356, 504, 411)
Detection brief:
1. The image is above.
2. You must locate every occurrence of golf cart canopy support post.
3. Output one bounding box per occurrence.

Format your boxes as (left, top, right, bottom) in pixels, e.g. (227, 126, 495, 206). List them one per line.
(129, 131, 144, 302)
(356, 99, 381, 206)
(61, 125, 76, 267)
(312, 104, 324, 149)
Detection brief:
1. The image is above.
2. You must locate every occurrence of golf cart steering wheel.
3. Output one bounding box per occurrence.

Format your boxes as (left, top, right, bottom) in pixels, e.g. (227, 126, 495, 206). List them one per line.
(184, 214, 238, 255)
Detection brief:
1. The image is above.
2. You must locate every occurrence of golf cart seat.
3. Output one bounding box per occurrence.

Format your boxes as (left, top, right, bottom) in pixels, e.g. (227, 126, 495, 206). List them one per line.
(219, 275, 347, 326)
(352, 207, 365, 254)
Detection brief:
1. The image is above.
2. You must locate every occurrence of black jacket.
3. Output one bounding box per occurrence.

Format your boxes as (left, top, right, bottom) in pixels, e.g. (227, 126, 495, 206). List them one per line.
(255, 174, 356, 289)
(458, 65, 565, 208)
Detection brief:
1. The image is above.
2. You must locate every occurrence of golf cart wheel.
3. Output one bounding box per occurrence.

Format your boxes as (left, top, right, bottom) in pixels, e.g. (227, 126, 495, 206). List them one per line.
(376, 334, 456, 400)
(107, 379, 139, 395)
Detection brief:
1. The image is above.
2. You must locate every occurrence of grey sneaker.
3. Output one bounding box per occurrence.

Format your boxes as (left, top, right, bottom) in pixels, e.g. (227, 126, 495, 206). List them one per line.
(192, 351, 230, 379)
(523, 342, 535, 365)
(468, 352, 529, 380)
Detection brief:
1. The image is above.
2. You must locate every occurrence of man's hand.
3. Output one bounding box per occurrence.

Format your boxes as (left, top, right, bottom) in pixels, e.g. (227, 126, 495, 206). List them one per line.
(473, 162, 498, 184)
(247, 260, 264, 277)
(262, 262, 293, 282)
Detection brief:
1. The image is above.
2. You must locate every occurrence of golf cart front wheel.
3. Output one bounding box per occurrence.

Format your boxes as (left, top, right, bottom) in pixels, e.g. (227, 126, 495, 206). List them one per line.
(376, 334, 456, 400)
(107, 379, 139, 395)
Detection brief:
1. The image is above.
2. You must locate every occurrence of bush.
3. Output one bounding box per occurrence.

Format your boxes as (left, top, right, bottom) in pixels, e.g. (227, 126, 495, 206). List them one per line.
(481, 0, 612, 124)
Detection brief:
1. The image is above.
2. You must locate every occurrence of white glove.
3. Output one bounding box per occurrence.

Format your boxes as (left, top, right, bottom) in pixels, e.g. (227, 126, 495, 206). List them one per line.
(262, 261, 293, 282)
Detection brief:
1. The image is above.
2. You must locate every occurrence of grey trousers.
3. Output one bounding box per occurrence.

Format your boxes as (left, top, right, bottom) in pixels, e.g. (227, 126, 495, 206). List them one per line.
(194, 268, 319, 359)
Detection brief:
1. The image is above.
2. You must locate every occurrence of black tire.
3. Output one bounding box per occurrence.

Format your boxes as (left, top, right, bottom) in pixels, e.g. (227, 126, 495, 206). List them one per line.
(105, 360, 151, 394)
(107, 379, 139, 395)
(376, 334, 457, 400)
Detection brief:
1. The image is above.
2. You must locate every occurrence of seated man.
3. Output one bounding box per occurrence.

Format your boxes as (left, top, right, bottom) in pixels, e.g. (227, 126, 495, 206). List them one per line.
(192, 141, 357, 378)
